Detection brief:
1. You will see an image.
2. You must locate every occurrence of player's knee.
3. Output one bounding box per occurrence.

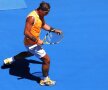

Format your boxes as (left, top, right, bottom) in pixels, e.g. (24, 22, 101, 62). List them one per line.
(44, 56, 50, 64)
(41, 54, 50, 65)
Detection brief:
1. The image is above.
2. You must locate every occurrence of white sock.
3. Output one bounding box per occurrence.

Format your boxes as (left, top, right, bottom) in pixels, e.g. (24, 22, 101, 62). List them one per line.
(9, 57, 15, 63)
(41, 76, 49, 80)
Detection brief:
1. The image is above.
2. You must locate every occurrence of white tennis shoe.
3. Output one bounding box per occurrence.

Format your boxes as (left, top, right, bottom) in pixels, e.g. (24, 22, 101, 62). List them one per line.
(40, 77, 56, 86)
(3, 57, 14, 65)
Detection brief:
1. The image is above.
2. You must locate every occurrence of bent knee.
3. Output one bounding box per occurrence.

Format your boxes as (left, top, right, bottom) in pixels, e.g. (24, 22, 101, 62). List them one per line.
(41, 54, 50, 64)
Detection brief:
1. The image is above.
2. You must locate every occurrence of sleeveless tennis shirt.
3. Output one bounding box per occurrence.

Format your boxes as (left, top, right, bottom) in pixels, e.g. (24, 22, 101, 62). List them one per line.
(24, 10, 44, 45)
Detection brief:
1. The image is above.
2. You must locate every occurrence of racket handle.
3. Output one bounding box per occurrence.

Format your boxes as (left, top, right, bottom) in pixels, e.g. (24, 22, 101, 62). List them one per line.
(29, 44, 37, 49)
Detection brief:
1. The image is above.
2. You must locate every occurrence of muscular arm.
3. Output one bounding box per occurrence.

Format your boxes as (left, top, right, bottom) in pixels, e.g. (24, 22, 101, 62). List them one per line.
(42, 23, 51, 31)
(24, 16, 37, 42)
(42, 23, 62, 34)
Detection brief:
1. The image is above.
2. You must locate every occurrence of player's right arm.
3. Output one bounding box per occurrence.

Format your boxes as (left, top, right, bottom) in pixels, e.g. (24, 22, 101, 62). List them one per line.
(24, 16, 37, 42)
(24, 16, 43, 45)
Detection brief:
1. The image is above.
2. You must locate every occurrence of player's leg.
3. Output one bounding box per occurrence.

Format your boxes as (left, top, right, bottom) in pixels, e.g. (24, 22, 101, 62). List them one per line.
(26, 45, 56, 86)
(40, 54, 50, 77)
(3, 51, 33, 65)
(40, 54, 56, 86)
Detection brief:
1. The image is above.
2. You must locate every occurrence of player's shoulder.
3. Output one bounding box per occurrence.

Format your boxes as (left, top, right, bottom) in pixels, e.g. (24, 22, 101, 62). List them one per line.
(27, 10, 36, 17)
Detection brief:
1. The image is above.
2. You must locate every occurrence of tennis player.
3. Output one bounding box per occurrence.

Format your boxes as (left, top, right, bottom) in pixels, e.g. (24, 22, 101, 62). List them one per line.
(3, 1, 62, 86)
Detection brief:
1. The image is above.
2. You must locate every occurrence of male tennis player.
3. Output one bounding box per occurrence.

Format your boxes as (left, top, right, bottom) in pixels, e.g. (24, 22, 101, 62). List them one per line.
(3, 1, 62, 86)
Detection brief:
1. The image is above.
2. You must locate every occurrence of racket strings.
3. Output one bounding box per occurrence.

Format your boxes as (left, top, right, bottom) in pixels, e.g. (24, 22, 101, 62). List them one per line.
(45, 32, 63, 44)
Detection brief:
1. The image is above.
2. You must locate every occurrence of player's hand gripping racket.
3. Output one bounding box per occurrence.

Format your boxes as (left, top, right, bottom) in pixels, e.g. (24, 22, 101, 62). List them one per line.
(29, 31, 63, 49)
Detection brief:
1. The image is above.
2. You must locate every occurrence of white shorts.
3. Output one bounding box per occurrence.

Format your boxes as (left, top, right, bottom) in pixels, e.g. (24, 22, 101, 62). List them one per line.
(25, 45, 46, 58)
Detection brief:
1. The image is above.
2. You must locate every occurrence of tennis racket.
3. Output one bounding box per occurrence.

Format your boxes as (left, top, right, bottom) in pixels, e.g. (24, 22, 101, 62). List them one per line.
(29, 31, 63, 49)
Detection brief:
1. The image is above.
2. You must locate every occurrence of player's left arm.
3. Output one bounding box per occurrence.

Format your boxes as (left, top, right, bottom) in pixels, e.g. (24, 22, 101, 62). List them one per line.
(42, 23, 62, 34)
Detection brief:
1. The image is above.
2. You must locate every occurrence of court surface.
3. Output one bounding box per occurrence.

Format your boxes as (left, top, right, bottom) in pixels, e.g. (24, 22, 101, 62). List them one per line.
(0, 0, 108, 90)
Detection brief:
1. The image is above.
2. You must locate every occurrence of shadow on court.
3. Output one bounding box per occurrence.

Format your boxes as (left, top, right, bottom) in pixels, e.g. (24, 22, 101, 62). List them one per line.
(1, 51, 43, 83)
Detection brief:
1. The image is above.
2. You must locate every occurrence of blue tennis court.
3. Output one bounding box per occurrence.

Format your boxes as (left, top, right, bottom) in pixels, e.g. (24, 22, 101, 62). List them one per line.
(0, 0, 108, 90)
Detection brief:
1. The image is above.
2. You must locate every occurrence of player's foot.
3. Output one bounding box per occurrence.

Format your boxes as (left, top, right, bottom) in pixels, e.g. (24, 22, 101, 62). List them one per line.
(3, 57, 14, 65)
(40, 77, 56, 86)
